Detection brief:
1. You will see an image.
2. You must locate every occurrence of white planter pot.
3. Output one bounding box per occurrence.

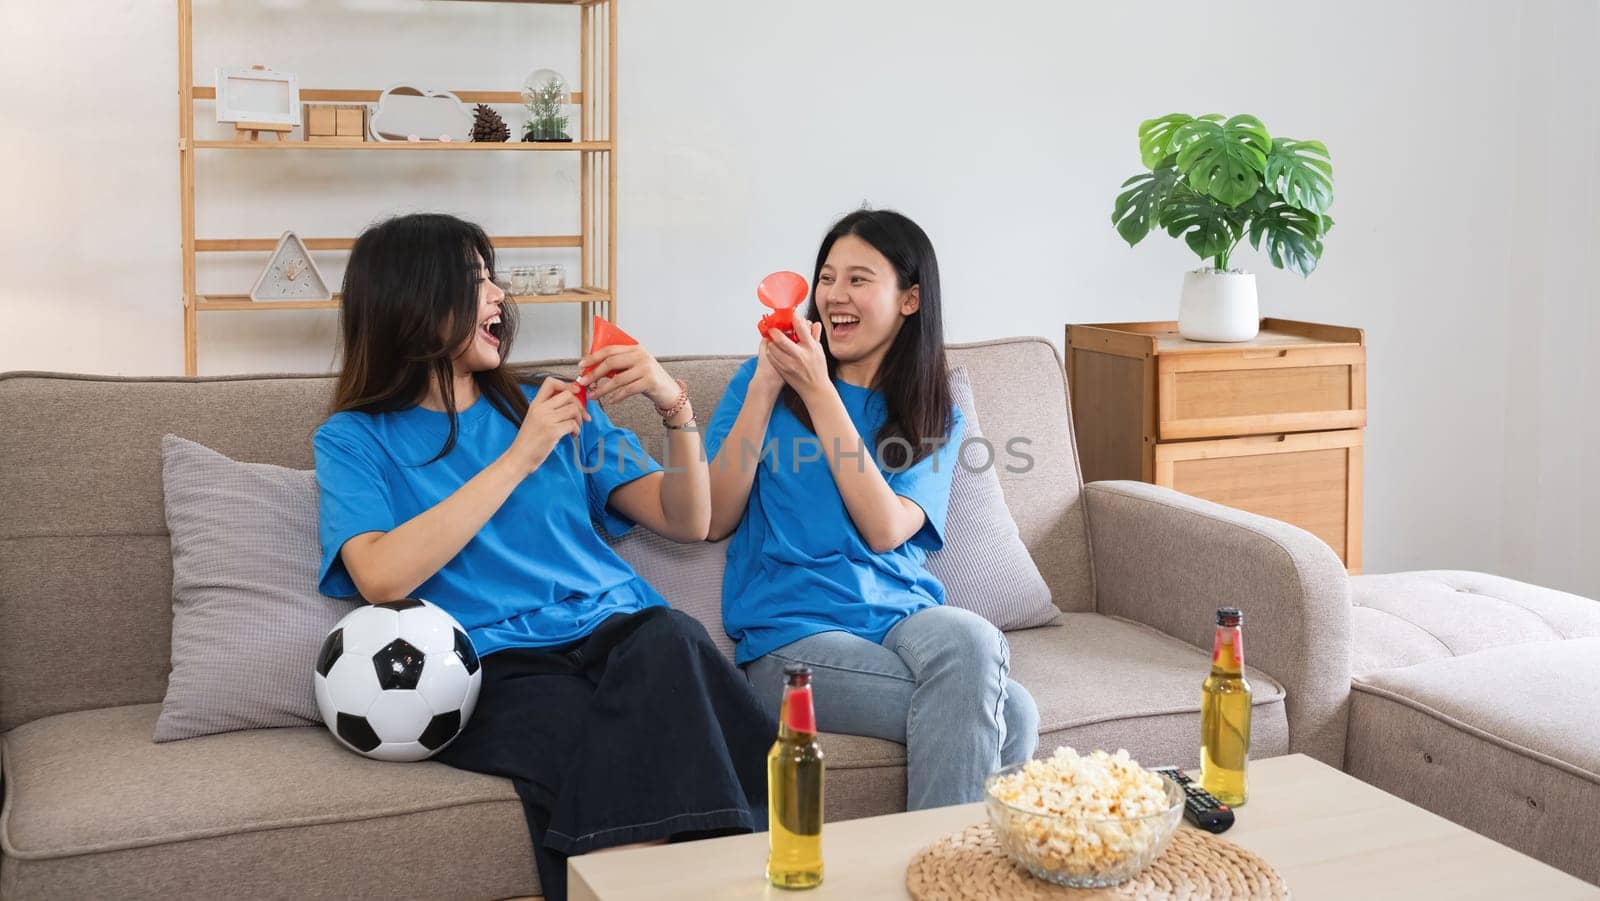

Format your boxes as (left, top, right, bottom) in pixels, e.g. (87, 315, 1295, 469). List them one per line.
(1178, 270, 1260, 342)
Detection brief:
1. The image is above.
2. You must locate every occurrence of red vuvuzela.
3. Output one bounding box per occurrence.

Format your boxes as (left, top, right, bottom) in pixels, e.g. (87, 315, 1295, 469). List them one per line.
(757, 271, 808, 342)
(576, 315, 639, 404)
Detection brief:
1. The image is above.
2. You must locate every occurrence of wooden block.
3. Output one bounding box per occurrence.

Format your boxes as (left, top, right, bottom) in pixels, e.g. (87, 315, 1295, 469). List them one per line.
(306, 104, 337, 135)
(335, 107, 365, 136)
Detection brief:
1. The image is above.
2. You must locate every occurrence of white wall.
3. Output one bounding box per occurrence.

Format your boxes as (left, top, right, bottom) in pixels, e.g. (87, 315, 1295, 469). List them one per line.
(1497, 1, 1600, 599)
(2, 0, 1596, 597)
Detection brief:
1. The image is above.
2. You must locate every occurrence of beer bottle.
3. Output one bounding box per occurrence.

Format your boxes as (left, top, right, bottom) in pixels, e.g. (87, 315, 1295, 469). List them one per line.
(1200, 607, 1251, 806)
(767, 663, 824, 889)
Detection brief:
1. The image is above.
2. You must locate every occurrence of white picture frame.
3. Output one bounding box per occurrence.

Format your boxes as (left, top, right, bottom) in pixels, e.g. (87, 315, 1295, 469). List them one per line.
(215, 67, 301, 126)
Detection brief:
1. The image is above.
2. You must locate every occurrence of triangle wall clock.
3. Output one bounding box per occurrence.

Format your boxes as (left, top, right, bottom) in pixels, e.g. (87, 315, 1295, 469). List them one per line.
(250, 231, 332, 302)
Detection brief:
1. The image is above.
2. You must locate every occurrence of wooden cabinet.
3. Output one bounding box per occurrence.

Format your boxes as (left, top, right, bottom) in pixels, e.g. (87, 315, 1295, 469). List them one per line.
(1067, 319, 1365, 571)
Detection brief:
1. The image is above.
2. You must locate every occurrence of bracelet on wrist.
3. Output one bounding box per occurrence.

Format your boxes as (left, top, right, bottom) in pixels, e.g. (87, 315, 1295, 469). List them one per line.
(655, 378, 690, 420)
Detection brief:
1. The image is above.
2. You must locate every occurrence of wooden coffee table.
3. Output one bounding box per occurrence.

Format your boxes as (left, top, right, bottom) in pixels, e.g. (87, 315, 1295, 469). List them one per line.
(569, 753, 1598, 900)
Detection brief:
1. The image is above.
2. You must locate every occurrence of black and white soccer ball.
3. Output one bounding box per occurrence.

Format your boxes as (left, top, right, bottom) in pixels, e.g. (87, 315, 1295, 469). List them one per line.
(313, 598, 482, 762)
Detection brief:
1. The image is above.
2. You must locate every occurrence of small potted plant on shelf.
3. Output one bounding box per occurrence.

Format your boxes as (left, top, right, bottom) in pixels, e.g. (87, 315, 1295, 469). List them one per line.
(522, 69, 572, 142)
(1111, 113, 1334, 342)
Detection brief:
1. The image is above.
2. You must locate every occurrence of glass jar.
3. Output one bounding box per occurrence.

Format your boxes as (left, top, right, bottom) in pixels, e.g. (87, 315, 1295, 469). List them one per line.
(508, 267, 538, 297)
(532, 264, 566, 295)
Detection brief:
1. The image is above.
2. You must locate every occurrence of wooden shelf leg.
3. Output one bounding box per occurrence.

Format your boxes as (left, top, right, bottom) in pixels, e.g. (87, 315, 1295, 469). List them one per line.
(184, 295, 198, 375)
(179, 0, 198, 376)
(607, 0, 617, 324)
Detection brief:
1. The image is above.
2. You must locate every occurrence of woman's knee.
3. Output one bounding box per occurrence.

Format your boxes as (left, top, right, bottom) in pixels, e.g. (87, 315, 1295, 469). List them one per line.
(632, 608, 723, 664)
(897, 605, 1009, 670)
(647, 607, 714, 644)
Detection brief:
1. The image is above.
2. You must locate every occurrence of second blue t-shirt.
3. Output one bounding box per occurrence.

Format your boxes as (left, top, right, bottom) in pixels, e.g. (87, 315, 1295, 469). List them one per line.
(706, 358, 965, 664)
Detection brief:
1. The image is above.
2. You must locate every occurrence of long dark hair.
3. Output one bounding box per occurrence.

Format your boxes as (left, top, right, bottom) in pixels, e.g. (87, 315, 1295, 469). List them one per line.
(783, 209, 952, 470)
(330, 213, 530, 461)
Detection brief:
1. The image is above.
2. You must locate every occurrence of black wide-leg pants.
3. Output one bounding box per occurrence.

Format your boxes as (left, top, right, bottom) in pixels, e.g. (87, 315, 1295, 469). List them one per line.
(435, 607, 776, 901)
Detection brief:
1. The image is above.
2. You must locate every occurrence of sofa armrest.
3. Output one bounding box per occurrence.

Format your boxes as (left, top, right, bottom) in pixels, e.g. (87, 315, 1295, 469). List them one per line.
(1084, 480, 1352, 766)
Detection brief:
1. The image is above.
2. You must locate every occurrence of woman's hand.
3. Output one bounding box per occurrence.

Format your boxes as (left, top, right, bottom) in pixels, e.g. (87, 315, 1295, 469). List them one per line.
(748, 336, 784, 406)
(764, 319, 831, 404)
(580, 343, 678, 409)
(506, 377, 589, 475)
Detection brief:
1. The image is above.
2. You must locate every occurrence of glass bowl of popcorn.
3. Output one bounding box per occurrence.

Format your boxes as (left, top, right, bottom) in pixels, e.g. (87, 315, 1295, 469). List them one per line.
(984, 748, 1184, 888)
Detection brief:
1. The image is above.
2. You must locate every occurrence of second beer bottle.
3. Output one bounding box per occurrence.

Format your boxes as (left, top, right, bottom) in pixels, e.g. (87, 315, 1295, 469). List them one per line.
(767, 663, 824, 889)
(1200, 606, 1252, 806)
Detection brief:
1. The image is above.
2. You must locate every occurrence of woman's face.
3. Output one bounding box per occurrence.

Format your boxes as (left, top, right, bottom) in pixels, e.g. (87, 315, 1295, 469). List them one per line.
(454, 254, 506, 373)
(814, 234, 919, 366)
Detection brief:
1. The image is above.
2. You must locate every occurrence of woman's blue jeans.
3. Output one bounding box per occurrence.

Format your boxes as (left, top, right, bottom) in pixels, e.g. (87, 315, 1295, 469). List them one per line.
(744, 605, 1040, 810)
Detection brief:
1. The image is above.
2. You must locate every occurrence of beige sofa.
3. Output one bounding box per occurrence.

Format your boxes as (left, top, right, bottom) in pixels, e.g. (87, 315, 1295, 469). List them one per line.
(0, 337, 1592, 898)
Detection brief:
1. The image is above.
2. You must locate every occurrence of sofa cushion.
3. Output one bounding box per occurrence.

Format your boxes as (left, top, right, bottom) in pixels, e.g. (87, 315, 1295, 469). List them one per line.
(1352, 638, 1600, 784)
(155, 435, 361, 741)
(1346, 638, 1600, 884)
(0, 704, 536, 900)
(927, 367, 1060, 631)
(1350, 570, 1600, 677)
(1009, 614, 1288, 769)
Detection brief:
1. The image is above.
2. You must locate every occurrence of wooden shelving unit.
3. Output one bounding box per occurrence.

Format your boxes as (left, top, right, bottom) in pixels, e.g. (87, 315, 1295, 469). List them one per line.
(177, 0, 617, 375)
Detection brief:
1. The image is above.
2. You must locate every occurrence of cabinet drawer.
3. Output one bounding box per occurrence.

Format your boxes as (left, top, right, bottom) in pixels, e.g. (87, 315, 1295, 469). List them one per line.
(1158, 346, 1365, 440)
(1155, 430, 1363, 571)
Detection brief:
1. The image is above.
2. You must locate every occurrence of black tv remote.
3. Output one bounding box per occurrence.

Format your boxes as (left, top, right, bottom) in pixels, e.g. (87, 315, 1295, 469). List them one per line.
(1151, 767, 1235, 834)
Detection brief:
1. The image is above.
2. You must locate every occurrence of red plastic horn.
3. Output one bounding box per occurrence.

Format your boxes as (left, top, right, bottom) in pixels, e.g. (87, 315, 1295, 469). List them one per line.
(576, 315, 639, 404)
(757, 271, 809, 341)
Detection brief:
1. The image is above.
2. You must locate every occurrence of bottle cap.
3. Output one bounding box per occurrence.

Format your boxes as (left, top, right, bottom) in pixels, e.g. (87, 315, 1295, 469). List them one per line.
(783, 662, 812, 684)
(1216, 607, 1242, 627)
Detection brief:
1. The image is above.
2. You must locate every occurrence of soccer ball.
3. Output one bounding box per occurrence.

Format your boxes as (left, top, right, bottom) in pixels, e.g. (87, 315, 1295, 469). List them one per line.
(313, 598, 482, 762)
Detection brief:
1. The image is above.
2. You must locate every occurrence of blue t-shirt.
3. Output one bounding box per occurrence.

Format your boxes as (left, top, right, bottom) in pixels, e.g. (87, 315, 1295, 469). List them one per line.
(313, 384, 666, 656)
(707, 358, 965, 664)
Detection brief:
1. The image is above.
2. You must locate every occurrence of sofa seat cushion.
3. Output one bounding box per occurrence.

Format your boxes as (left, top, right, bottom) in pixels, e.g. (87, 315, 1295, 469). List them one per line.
(0, 704, 537, 900)
(1346, 638, 1600, 884)
(1351, 570, 1600, 677)
(1011, 614, 1288, 769)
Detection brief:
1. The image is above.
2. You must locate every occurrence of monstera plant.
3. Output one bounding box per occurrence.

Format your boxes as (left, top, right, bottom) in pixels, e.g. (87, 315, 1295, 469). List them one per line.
(1111, 113, 1334, 340)
(1113, 113, 1333, 275)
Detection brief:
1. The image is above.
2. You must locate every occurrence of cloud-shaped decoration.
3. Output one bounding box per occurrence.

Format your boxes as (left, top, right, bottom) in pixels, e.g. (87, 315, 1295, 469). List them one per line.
(369, 86, 473, 143)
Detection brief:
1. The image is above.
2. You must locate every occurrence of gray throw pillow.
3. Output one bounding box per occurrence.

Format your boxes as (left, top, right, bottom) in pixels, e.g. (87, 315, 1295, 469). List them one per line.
(928, 367, 1061, 631)
(155, 435, 359, 742)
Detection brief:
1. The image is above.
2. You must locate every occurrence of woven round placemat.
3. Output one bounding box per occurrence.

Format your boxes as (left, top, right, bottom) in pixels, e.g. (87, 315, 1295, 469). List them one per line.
(906, 822, 1289, 900)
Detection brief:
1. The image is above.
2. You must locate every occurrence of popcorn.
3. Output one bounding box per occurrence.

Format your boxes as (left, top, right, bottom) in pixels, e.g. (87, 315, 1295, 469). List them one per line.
(986, 748, 1174, 879)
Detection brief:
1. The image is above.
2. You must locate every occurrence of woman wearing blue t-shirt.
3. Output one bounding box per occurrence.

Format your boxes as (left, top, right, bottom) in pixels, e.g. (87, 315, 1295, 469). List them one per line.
(313, 213, 773, 901)
(705, 209, 1039, 810)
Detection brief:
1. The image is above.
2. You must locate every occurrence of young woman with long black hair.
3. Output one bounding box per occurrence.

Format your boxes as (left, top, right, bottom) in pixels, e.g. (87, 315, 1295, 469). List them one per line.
(705, 209, 1039, 810)
(313, 213, 772, 900)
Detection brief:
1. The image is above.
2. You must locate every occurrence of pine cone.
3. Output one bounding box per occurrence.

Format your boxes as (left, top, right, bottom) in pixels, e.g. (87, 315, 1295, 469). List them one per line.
(471, 103, 510, 142)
